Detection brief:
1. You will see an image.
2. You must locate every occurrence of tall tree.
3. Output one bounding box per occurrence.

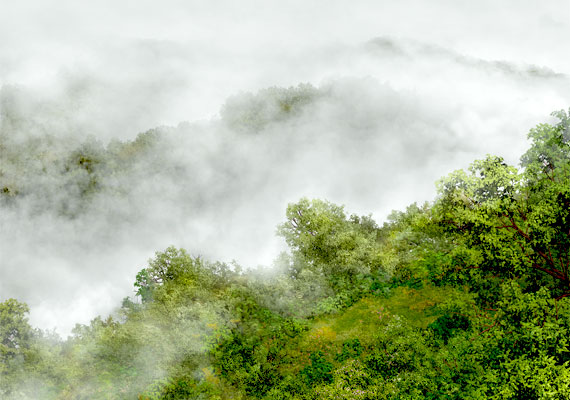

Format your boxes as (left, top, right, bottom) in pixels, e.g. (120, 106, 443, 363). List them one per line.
(435, 110, 570, 296)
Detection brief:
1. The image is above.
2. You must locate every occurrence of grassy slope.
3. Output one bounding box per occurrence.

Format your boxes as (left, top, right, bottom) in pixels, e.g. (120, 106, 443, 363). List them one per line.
(266, 284, 458, 382)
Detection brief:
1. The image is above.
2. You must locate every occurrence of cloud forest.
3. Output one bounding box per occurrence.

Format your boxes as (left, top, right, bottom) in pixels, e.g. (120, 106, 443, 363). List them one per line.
(2, 1, 570, 399)
(3, 94, 570, 398)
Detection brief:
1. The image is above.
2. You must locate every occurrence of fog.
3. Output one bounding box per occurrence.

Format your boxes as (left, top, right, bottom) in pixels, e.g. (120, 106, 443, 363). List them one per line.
(1, 0, 569, 335)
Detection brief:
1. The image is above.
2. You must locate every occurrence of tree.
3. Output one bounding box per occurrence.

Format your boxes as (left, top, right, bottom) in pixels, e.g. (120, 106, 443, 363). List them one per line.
(134, 246, 233, 303)
(277, 198, 383, 293)
(435, 111, 570, 297)
(0, 299, 32, 358)
(0, 299, 35, 397)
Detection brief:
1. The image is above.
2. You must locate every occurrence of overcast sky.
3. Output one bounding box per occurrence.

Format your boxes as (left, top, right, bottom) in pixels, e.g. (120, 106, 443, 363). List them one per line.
(1, 1, 570, 335)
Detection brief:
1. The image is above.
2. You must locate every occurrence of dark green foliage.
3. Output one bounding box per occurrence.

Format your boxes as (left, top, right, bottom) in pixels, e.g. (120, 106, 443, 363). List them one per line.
(300, 351, 333, 385)
(335, 338, 364, 362)
(139, 376, 217, 400)
(390, 274, 423, 289)
(364, 335, 423, 378)
(211, 329, 282, 397)
(208, 288, 310, 398)
(428, 314, 471, 344)
(369, 279, 392, 298)
(134, 269, 155, 303)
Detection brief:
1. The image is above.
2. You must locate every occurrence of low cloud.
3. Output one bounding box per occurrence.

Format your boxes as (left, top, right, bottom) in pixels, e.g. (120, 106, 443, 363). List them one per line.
(1, 1, 570, 335)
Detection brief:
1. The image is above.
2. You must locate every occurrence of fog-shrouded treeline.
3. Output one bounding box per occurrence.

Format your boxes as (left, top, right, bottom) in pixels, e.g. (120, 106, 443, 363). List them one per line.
(2, 109, 570, 399)
(3, 17, 570, 333)
(6, 71, 554, 335)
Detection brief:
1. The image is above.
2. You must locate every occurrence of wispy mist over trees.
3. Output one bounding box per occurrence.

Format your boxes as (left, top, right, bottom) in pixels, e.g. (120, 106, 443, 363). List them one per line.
(2, 110, 570, 398)
(3, 77, 523, 334)
(2, 2, 570, 395)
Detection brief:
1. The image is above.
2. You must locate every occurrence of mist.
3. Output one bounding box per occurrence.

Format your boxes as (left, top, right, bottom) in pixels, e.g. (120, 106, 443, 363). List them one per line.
(1, 1, 570, 336)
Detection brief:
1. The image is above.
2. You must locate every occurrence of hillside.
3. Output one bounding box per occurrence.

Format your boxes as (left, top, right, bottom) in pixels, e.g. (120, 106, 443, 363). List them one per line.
(1, 110, 570, 399)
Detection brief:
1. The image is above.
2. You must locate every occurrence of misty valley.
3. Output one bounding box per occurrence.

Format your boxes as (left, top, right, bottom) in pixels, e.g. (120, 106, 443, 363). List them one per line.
(2, 81, 570, 398)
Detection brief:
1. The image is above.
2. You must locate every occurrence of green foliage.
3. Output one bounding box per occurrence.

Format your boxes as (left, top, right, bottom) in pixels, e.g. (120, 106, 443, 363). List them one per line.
(316, 360, 381, 400)
(5, 111, 570, 399)
(0, 299, 33, 396)
(209, 287, 309, 398)
(300, 351, 334, 385)
(428, 314, 471, 344)
(211, 330, 282, 397)
(0, 300, 65, 399)
(434, 118, 570, 297)
(0, 299, 32, 354)
(521, 109, 570, 175)
(139, 376, 217, 400)
(335, 338, 364, 362)
(134, 246, 234, 303)
(379, 203, 450, 290)
(278, 197, 383, 295)
(365, 318, 429, 379)
(134, 269, 155, 303)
